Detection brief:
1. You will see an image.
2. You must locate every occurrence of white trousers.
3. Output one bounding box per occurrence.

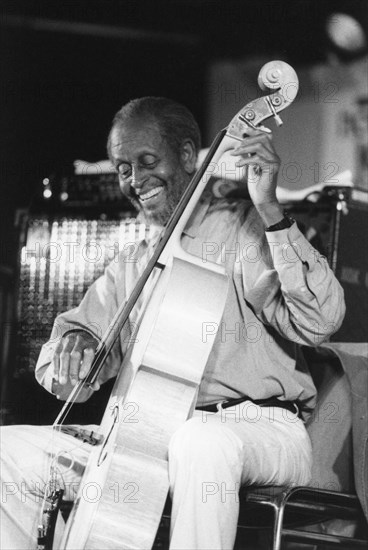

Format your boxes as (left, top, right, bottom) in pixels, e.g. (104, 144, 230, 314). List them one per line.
(0, 402, 312, 550)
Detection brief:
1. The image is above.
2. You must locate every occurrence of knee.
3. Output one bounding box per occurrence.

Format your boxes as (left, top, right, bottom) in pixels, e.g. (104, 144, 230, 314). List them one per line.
(0, 425, 24, 447)
(0, 425, 40, 445)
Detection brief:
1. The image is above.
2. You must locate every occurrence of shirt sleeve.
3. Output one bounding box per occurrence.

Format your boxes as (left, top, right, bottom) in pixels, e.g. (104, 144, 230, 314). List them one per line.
(35, 258, 123, 401)
(241, 218, 346, 346)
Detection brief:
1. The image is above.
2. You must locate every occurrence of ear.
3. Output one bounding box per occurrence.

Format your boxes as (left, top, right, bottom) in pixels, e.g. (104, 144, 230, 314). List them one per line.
(180, 139, 197, 175)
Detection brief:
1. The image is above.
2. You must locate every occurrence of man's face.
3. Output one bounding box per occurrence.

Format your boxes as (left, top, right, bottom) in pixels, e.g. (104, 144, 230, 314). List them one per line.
(109, 118, 192, 225)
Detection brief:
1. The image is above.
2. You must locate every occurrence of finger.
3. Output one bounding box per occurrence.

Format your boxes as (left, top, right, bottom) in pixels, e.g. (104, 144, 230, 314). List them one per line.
(233, 150, 277, 165)
(91, 380, 101, 392)
(231, 147, 275, 163)
(69, 344, 83, 386)
(231, 138, 278, 157)
(239, 126, 271, 137)
(52, 340, 64, 381)
(234, 153, 279, 167)
(79, 347, 95, 379)
(235, 155, 260, 168)
(257, 124, 272, 134)
(234, 130, 273, 143)
(59, 337, 75, 385)
(233, 131, 273, 148)
(231, 137, 275, 157)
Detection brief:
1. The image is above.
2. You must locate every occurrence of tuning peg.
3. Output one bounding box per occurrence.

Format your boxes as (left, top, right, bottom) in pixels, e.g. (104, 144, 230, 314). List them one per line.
(265, 95, 284, 126)
(273, 114, 283, 126)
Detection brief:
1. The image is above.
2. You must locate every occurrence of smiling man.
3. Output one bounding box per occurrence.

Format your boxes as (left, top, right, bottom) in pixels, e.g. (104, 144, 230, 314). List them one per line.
(0, 97, 345, 550)
(107, 99, 200, 226)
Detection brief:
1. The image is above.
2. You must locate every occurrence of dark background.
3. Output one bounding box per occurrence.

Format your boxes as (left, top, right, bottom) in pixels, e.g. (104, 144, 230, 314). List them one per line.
(1, 0, 367, 269)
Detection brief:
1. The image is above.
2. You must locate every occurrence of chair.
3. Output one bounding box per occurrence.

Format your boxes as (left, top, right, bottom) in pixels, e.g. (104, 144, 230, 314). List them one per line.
(234, 343, 368, 549)
(152, 485, 367, 550)
(236, 485, 368, 549)
(154, 343, 368, 550)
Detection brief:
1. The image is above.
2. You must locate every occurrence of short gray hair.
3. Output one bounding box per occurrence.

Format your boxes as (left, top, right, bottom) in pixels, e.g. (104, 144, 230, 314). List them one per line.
(107, 97, 201, 160)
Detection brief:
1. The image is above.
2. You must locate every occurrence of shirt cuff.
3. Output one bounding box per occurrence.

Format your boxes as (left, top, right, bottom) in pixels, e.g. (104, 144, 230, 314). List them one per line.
(265, 222, 312, 267)
(40, 364, 55, 394)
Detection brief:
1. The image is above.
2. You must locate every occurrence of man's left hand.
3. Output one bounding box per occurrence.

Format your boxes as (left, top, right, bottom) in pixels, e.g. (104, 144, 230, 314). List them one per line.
(230, 128, 284, 225)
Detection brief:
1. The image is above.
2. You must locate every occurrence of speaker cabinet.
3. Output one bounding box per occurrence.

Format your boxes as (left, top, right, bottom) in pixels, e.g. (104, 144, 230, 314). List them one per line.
(288, 195, 368, 342)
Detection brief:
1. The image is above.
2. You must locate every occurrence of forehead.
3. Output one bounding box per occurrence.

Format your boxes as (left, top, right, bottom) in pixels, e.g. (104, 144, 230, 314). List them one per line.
(109, 118, 168, 160)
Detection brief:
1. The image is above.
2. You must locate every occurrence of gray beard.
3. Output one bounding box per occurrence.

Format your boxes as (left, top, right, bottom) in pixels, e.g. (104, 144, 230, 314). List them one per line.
(133, 174, 190, 227)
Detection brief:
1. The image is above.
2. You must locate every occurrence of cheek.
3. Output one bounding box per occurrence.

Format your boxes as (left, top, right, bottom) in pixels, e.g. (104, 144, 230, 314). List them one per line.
(156, 158, 181, 180)
(119, 177, 132, 197)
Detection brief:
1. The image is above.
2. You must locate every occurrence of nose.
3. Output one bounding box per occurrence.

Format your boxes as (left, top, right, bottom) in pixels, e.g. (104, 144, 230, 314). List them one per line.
(131, 165, 147, 191)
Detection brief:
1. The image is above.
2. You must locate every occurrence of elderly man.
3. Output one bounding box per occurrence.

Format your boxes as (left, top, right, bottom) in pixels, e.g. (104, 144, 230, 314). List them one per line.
(1, 97, 345, 550)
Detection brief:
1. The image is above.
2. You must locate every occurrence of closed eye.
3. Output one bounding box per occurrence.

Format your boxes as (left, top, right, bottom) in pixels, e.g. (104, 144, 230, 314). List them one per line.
(141, 154, 158, 168)
(117, 162, 132, 179)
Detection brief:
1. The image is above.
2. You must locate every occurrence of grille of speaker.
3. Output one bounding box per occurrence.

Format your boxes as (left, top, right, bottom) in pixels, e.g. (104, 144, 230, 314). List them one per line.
(15, 217, 151, 375)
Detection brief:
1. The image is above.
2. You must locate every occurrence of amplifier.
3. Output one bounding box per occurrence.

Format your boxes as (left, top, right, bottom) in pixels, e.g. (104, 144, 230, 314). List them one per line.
(41, 172, 126, 208)
(287, 194, 368, 343)
(14, 216, 151, 376)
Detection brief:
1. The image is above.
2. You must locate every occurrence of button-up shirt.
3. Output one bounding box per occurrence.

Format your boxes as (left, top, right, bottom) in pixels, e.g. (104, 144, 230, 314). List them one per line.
(35, 196, 345, 419)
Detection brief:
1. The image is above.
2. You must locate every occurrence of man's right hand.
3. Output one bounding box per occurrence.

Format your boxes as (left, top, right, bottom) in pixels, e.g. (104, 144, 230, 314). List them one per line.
(52, 330, 100, 391)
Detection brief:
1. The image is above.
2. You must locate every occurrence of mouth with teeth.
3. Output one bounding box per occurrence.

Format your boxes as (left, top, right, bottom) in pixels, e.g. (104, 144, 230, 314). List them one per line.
(137, 186, 164, 202)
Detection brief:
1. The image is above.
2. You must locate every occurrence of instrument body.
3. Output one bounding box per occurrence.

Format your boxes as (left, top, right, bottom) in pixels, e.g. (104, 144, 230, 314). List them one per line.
(55, 61, 299, 549)
(61, 255, 228, 549)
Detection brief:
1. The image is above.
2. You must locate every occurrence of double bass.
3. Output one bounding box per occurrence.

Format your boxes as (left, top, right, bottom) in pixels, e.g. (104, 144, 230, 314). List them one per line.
(39, 60, 299, 549)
